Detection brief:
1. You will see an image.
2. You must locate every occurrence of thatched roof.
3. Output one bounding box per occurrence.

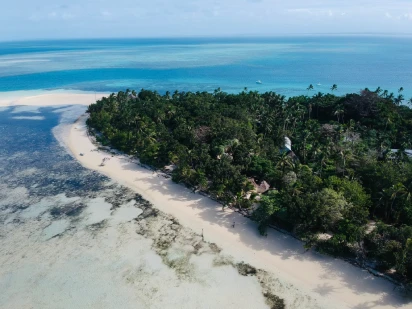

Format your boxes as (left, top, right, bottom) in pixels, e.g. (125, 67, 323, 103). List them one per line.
(248, 178, 270, 194)
(164, 164, 176, 172)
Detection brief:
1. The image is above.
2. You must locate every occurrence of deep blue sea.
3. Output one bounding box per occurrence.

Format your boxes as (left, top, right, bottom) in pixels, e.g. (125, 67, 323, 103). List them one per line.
(1, 36, 412, 97)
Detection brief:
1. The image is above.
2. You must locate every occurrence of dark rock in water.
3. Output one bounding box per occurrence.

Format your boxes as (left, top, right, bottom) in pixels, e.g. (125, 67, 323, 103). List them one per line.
(104, 186, 134, 209)
(236, 262, 257, 276)
(49, 203, 85, 218)
(88, 220, 107, 231)
(66, 204, 86, 217)
(209, 243, 221, 253)
(263, 292, 286, 309)
(138, 207, 159, 219)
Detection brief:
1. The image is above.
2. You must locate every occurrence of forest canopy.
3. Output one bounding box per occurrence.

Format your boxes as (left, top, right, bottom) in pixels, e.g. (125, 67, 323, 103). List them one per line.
(87, 87, 412, 283)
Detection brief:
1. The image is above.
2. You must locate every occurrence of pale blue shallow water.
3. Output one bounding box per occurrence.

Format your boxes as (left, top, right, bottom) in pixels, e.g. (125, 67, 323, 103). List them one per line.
(0, 36, 412, 97)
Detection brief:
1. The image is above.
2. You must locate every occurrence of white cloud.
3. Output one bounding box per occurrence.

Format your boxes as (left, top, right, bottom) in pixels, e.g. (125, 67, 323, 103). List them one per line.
(62, 13, 74, 20)
(101, 10, 111, 17)
(28, 7, 76, 22)
(4, 0, 412, 40)
(404, 13, 412, 20)
(286, 8, 337, 17)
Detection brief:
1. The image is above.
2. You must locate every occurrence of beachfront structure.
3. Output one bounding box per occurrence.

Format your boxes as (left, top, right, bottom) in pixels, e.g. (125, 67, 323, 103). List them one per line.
(280, 136, 292, 153)
(390, 149, 412, 158)
(248, 178, 270, 194)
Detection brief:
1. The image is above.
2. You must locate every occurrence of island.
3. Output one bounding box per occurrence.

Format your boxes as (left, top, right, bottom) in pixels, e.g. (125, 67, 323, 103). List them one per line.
(86, 87, 412, 289)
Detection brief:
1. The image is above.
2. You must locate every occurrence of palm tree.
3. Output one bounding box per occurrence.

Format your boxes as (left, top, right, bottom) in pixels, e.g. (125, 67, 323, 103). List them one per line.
(385, 182, 412, 222)
(409, 98, 412, 108)
(375, 86, 382, 95)
(331, 84, 338, 92)
(378, 188, 393, 220)
(306, 103, 312, 120)
(394, 94, 404, 106)
(276, 153, 294, 176)
(382, 90, 388, 98)
(307, 84, 314, 93)
(172, 90, 179, 100)
(334, 107, 344, 123)
(399, 87, 404, 93)
(396, 181, 412, 202)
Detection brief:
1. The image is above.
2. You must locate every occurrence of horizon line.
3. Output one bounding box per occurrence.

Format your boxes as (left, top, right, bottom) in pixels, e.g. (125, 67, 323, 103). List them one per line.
(2, 32, 412, 43)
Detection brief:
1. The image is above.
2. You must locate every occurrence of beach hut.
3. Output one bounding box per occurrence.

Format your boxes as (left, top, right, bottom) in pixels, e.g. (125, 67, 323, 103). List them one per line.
(389, 149, 412, 158)
(247, 178, 271, 194)
(163, 164, 176, 173)
(280, 136, 292, 154)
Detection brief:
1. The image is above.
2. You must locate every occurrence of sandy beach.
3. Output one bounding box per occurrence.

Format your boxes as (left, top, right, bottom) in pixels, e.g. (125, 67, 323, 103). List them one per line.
(0, 91, 411, 309)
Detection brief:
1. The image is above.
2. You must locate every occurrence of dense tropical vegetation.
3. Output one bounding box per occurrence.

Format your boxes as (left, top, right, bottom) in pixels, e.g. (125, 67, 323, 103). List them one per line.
(87, 87, 412, 284)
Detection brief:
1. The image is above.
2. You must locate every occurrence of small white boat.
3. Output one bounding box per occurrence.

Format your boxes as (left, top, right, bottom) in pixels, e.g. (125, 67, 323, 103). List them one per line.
(256, 80, 262, 84)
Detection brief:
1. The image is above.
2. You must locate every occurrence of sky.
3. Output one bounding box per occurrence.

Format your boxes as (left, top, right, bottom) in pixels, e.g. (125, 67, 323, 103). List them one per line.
(2, 0, 412, 40)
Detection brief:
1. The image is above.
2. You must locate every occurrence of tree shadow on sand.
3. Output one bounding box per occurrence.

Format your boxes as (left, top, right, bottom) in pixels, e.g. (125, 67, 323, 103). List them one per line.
(116, 158, 411, 308)
(313, 283, 337, 296)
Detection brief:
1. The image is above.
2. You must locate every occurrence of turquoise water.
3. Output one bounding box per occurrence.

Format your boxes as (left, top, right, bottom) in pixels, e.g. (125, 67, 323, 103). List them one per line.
(1, 36, 412, 97)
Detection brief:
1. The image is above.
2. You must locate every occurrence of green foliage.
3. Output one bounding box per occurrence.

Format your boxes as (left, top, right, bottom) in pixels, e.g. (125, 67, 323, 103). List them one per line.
(252, 190, 281, 235)
(87, 87, 412, 282)
(325, 176, 370, 225)
(365, 224, 412, 277)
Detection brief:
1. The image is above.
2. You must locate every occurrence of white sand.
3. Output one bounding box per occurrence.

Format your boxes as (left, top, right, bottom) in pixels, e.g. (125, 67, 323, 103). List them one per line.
(67, 116, 409, 309)
(1, 91, 410, 309)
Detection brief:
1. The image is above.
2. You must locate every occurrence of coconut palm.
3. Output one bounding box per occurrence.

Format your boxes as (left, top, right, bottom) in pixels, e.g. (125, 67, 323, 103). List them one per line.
(307, 84, 314, 92)
(395, 94, 404, 106)
(375, 86, 382, 95)
(385, 182, 412, 222)
(276, 153, 294, 176)
(334, 107, 344, 123)
(331, 84, 338, 92)
(165, 91, 171, 100)
(396, 181, 412, 202)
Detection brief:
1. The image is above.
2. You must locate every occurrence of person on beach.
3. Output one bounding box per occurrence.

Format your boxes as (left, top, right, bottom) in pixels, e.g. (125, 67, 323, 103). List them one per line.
(232, 221, 235, 228)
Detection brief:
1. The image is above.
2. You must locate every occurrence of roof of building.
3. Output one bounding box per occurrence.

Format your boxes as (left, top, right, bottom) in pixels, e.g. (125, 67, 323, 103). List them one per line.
(248, 178, 270, 194)
(390, 149, 412, 157)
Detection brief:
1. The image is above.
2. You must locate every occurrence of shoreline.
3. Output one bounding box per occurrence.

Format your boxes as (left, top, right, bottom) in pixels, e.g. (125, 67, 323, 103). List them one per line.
(0, 89, 108, 108)
(67, 115, 406, 308)
(1, 91, 410, 308)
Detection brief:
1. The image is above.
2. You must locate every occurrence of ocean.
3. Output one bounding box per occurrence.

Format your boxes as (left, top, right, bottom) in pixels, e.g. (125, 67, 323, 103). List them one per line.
(1, 36, 412, 97)
(0, 37, 410, 308)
